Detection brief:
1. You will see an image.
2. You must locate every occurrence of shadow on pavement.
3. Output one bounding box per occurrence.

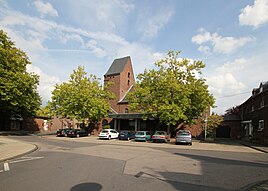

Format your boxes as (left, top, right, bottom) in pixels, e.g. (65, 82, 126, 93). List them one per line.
(175, 152, 268, 168)
(137, 171, 230, 191)
(70, 182, 102, 191)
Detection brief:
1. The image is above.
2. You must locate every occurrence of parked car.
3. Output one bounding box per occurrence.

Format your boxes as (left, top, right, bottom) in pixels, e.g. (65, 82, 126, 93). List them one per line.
(67, 129, 89, 138)
(57, 128, 72, 137)
(98, 129, 119, 140)
(135, 131, 151, 142)
(152, 131, 170, 143)
(175, 130, 192, 145)
(118, 130, 136, 140)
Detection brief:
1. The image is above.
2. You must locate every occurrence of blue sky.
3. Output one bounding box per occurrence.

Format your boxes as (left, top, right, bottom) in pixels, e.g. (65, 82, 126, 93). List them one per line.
(1, 0, 268, 114)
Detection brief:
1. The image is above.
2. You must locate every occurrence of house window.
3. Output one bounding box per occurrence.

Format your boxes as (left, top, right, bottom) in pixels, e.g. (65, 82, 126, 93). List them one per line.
(260, 98, 265, 108)
(128, 72, 130, 78)
(128, 80, 130, 86)
(251, 105, 254, 111)
(258, 120, 264, 132)
(125, 108, 129, 113)
(243, 107, 247, 114)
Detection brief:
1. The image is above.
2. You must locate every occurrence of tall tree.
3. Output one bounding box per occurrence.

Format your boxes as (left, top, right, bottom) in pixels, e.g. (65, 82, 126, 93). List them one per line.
(0, 30, 41, 129)
(48, 66, 114, 126)
(128, 51, 214, 126)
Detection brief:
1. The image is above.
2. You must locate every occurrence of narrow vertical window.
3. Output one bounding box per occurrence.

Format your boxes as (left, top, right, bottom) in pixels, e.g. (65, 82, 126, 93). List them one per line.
(260, 98, 264, 108)
(258, 120, 264, 132)
(125, 108, 129, 113)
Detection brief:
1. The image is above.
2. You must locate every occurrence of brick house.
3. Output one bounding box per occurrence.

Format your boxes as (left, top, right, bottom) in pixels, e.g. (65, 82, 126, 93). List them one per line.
(218, 114, 241, 139)
(220, 81, 268, 143)
(238, 81, 268, 144)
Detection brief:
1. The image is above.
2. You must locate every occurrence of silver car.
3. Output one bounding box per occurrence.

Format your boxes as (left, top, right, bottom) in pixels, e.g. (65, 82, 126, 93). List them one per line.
(176, 130, 192, 145)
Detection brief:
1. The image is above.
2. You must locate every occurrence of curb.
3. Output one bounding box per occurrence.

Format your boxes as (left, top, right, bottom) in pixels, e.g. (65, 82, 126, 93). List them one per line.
(239, 142, 268, 154)
(0, 144, 38, 163)
(240, 179, 268, 191)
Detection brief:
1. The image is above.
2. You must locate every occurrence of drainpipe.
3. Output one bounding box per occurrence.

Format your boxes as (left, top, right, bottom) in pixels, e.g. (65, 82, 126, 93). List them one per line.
(205, 113, 208, 141)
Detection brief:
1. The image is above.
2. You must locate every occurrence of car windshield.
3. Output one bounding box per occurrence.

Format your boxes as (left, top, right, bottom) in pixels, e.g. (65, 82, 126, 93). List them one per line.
(178, 131, 190, 135)
(136, 132, 145, 135)
(154, 132, 165, 135)
(120, 131, 128, 135)
(101, 130, 109, 133)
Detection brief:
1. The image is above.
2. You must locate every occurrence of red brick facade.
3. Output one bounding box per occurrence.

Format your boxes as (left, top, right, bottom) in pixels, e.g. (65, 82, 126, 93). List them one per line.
(104, 56, 135, 114)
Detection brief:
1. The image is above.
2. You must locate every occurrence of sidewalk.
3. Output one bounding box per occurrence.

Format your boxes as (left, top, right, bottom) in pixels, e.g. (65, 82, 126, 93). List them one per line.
(0, 136, 37, 162)
(237, 140, 268, 153)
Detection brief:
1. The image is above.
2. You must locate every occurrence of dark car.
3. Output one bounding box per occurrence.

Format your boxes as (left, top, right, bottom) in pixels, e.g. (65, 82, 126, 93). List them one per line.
(118, 130, 136, 140)
(67, 129, 89, 138)
(57, 128, 72, 137)
(152, 131, 170, 143)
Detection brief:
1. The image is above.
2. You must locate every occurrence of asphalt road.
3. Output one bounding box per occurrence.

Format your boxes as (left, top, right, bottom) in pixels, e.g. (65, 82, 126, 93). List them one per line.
(0, 136, 268, 191)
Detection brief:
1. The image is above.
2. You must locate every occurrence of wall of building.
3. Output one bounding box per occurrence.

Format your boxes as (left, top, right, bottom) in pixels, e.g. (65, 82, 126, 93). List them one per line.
(119, 59, 135, 102)
(104, 75, 121, 112)
(239, 90, 268, 144)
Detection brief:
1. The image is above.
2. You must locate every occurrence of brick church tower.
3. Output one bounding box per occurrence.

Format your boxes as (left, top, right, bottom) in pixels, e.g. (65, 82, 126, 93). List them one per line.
(104, 56, 135, 114)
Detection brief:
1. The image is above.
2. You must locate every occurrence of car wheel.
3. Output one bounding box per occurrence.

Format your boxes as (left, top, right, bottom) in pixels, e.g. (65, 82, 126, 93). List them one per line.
(76, 134, 80, 138)
(175, 142, 178, 145)
(189, 142, 192, 146)
(153, 140, 156, 143)
(108, 135, 111, 140)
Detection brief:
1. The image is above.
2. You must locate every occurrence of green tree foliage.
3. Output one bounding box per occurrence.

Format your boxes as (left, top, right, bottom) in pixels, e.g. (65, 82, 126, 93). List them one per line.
(0, 30, 41, 127)
(36, 106, 51, 118)
(128, 51, 215, 126)
(48, 66, 114, 124)
(204, 112, 223, 138)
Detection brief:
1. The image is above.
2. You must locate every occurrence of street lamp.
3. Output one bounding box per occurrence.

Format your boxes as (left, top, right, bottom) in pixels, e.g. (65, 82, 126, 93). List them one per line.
(204, 113, 208, 141)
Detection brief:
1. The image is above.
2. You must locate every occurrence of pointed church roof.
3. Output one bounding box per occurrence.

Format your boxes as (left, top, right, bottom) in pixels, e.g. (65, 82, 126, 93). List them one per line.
(105, 56, 131, 76)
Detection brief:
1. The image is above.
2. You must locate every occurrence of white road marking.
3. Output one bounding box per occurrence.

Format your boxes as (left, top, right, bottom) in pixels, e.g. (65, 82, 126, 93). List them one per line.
(4, 162, 10, 171)
(9, 156, 44, 164)
(0, 170, 4, 173)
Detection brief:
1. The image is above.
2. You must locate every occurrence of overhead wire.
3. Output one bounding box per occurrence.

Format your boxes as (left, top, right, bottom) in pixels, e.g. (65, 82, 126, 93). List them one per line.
(217, 91, 251, 98)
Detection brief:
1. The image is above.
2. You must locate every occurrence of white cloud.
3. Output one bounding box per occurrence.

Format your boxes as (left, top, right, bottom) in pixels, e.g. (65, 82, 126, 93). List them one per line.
(207, 73, 246, 96)
(86, 40, 107, 58)
(205, 59, 247, 114)
(59, 33, 85, 46)
(116, 0, 135, 12)
(152, 52, 165, 62)
(137, 7, 173, 39)
(239, 0, 268, 28)
(198, 45, 210, 53)
(27, 64, 61, 104)
(33, 0, 58, 17)
(205, 55, 268, 114)
(192, 29, 255, 54)
(216, 58, 246, 73)
(63, 0, 134, 32)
